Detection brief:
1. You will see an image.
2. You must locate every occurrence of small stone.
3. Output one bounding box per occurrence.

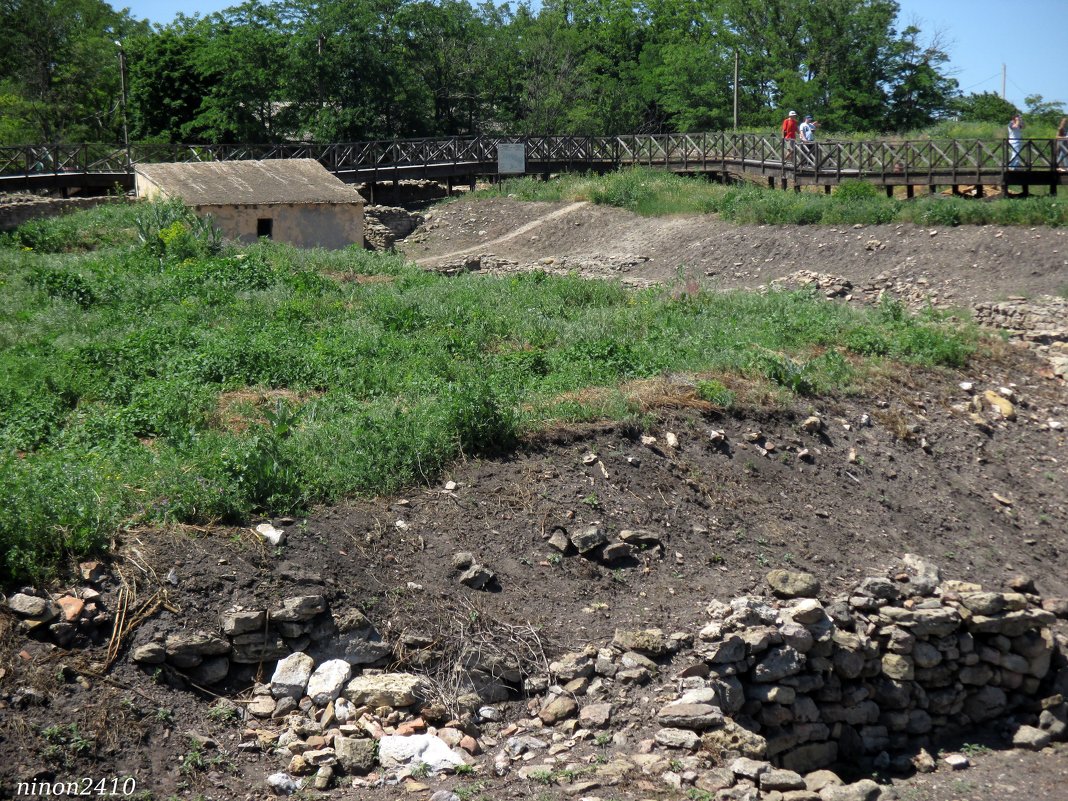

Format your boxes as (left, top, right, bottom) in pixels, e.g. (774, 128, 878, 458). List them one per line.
(459, 564, 495, 590)
(540, 694, 578, 724)
(1012, 725, 1051, 751)
(266, 772, 302, 795)
(571, 525, 608, 554)
(7, 593, 54, 620)
(766, 570, 821, 599)
(983, 390, 1016, 421)
(943, 753, 970, 770)
(655, 728, 700, 749)
(912, 748, 936, 773)
(254, 523, 286, 546)
(452, 552, 475, 570)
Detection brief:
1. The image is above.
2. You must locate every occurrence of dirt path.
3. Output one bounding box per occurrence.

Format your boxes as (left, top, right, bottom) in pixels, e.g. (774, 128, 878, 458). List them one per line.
(415, 200, 589, 268)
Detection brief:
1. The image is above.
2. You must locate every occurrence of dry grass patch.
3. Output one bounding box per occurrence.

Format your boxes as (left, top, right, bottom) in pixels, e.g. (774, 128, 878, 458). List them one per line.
(213, 388, 322, 434)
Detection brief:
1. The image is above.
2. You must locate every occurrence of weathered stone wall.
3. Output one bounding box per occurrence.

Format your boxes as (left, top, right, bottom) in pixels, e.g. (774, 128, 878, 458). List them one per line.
(0, 195, 120, 232)
(363, 205, 424, 251)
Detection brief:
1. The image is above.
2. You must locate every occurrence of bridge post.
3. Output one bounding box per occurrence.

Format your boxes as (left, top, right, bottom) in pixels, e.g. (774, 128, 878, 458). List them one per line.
(824, 184, 831, 195)
(885, 186, 893, 199)
(906, 185, 914, 199)
(767, 177, 774, 190)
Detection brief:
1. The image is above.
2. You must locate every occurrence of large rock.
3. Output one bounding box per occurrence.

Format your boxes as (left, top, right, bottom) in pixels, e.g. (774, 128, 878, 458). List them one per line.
(165, 632, 230, 668)
(306, 659, 351, 705)
(656, 728, 701, 750)
(767, 570, 821, 599)
(344, 673, 425, 708)
(657, 702, 723, 730)
(702, 720, 767, 760)
(334, 736, 377, 774)
(820, 779, 882, 801)
(578, 702, 613, 728)
(7, 593, 56, 620)
(781, 742, 839, 773)
(539, 694, 578, 724)
(271, 595, 326, 623)
(571, 525, 608, 554)
(271, 652, 316, 699)
(221, 608, 266, 635)
(377, 734, 466, 773)
(753, 646, 804, 682)
(1012, 725, 1051, 751)
(613, 628, 669, 656)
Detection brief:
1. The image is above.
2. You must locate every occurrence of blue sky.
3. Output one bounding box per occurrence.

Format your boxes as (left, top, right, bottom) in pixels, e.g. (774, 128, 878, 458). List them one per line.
(121, 0, 1065, 111)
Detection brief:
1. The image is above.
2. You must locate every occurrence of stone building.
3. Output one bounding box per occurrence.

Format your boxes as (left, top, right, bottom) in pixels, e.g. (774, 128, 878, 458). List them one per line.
(133, 159, 364, 249)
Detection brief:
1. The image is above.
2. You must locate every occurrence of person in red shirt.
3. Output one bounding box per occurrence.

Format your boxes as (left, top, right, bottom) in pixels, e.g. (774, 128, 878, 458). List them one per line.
(782, 110, 799, 140)
(781, 110, 799, 160)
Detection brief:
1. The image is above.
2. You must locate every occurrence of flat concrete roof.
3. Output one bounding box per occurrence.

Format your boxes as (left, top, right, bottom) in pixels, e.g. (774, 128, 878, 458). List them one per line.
(134, 159, 364, 206)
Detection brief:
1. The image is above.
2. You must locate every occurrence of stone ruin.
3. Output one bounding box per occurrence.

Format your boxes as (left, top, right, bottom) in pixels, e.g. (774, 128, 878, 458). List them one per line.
(6, 553, 1067, 798)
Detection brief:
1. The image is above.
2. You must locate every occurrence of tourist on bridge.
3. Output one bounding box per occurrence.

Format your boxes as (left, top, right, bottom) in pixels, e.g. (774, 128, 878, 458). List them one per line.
(782, 110, 799, 158)
(800, 115, 817, 143)
(1008, 114, 1024, 169)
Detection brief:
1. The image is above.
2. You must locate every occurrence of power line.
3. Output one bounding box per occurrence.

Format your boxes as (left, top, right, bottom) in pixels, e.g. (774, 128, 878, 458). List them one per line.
(959, 71, 1002, 92)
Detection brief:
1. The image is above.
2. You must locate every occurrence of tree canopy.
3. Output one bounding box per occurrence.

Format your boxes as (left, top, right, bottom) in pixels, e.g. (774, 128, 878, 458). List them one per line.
(3, 0, 1053, 145)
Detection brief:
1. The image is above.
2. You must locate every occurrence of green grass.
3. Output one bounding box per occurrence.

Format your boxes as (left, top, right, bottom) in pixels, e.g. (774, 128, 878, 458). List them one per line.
(0, 201, 979, 584)
(480, 167, 1068, 226)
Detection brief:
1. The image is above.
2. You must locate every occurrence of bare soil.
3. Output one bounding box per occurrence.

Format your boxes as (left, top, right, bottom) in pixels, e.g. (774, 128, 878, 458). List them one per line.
(2, 200, 1068, 801)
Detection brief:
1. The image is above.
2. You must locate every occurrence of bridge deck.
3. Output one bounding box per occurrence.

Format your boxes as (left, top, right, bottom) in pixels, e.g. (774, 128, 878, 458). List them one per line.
(2, 134, 1064, 194)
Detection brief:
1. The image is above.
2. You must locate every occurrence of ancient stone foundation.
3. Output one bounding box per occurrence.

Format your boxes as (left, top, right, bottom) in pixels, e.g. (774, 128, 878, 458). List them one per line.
(6, 554, 1067, 798)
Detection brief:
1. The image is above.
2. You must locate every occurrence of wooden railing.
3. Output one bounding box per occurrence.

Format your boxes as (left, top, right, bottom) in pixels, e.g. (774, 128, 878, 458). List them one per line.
(2, 133, 1064, 188)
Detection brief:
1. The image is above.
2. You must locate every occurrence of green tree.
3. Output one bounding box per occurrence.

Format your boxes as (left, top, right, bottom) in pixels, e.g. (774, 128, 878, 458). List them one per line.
(191, 1, 290, 142)
(127, 18, 213, 142)
(952, 91, 1019, 123)
(884, 25, 958, 131)
(1024, 94, 1066, 127)
(0, 0, 145, 143)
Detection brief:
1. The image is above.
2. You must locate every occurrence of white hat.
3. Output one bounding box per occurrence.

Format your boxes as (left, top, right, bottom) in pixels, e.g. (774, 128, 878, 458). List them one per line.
(789, 110, 797, 117)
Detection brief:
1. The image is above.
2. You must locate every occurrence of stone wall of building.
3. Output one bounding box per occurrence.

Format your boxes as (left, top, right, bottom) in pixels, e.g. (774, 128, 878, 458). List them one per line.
(0, 195, 120, 232)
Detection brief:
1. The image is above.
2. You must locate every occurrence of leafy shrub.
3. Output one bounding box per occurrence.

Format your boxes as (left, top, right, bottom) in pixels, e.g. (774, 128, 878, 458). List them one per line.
(833, 180, 882, 201)
(696, 379, 735, 407)
(135, 198, 223, 263)
(25, 266, 98, 307)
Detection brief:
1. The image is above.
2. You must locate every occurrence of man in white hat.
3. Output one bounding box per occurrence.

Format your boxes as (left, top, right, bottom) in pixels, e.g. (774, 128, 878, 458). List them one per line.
(781, 110, 799, 160)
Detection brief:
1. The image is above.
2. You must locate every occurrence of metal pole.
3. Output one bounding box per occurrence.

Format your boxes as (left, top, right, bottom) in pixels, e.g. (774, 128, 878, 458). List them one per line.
(1002, 63, 1006, 100)
(733, 50, 739, 131)
(115, 41, 130, 170)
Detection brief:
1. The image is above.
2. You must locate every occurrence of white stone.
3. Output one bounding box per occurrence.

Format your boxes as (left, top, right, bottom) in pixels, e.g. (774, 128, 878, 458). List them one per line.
(270, 652, 315, 700)
(943, 753, 970, 770)
(306, 659, 352, 705)
(377, 734, 467, 773)
(255, 523, 286, 546)
(266, 772, 302, 795)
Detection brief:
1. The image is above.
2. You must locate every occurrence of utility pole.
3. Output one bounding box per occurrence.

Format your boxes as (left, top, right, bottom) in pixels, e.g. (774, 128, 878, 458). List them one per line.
(1002, 63, 1006, 100)
(115, 41, 130, 169)
(733, 50, 739, 131)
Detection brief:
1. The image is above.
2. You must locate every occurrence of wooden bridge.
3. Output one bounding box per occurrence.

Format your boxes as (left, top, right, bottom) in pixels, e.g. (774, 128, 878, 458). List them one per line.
(2, 133, 1065, 198)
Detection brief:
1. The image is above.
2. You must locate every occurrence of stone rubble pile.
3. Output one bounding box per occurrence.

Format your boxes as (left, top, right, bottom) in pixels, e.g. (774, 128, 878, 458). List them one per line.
(126, 594, 391, 687)
(123, 555, 1065, 798)
(2, 561, 112, 648)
